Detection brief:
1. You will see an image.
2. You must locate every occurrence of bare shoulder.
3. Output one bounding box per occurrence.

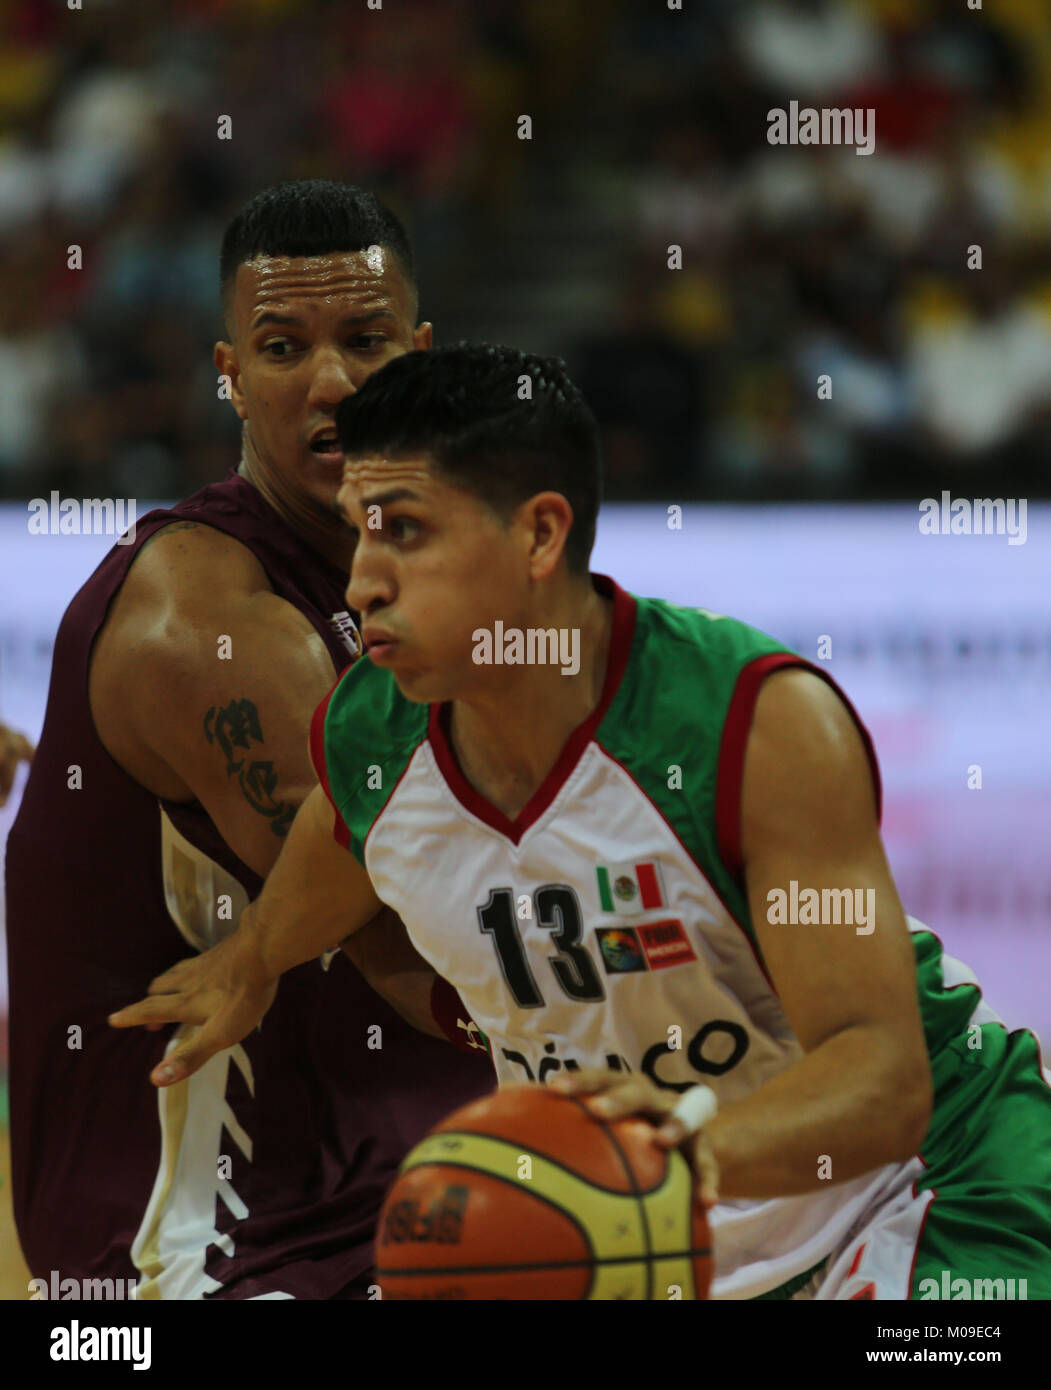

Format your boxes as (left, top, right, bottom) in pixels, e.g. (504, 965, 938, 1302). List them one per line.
(741, 666, 879, 865)
(750, 666, 866, 766)
(92, 520, 274, 687)
(89, 519, 324, 800)
(126, 518, 272, 606)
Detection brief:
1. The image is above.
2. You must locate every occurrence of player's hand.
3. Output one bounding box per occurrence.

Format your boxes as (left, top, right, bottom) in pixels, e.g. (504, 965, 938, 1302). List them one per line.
(0, 723, 34, 805)
(108, 923, 278, 1087)
(549, 1069, 719, 1207)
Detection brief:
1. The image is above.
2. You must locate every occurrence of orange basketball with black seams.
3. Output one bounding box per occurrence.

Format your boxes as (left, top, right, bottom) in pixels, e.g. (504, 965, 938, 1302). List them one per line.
(375, 1084, 712, 1300)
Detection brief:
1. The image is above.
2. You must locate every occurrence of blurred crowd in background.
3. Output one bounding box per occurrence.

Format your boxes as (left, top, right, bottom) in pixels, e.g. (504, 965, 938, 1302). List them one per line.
(0, 0, 1049, 503)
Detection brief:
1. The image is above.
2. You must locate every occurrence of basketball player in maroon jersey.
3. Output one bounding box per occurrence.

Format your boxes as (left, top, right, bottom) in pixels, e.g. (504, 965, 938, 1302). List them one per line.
(4, 181, 492, 1300)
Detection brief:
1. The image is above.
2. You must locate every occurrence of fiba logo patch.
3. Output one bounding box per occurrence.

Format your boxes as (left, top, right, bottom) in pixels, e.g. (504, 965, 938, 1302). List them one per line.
(596, 920, 696, 974)
(596, 927, 646, 974)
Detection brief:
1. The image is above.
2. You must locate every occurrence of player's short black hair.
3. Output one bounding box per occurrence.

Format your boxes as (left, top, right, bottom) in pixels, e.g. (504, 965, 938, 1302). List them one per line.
(219, 179, 417, 331)
(335, 343, 603, 574)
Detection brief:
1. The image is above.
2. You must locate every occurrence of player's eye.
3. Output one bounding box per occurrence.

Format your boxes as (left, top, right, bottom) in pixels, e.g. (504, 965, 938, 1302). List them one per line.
(353, 335, 388, 351)
(262, 339, 295, 358)
(388, 516, 420, 542)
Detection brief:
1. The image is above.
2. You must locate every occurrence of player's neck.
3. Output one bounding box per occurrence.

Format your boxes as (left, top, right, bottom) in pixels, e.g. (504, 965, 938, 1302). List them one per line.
(448, 586, 614, 821)
(237, 445, 352, 573)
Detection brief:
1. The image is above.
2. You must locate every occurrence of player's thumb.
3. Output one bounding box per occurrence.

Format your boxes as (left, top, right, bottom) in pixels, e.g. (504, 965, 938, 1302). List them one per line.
(150, 1023, 218, 1087)
(151, 1051, 195, 1087)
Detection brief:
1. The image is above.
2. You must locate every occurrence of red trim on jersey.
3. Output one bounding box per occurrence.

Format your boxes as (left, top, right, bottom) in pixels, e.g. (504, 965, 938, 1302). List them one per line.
(1023, 1028, 1051, 1094)
(309, 669, 353, 851)
(427, 575, 636, 846)
(906, 1180, 936, 1298)
(430, 976, 491, 1060)
(846, 1243, 867, 1280)
(715, 654, 883, 887)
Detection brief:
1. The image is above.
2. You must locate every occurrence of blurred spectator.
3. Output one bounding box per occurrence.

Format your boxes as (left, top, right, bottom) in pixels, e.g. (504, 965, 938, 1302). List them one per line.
(735, 0, 884, 99)
(793, 304, 917, 486)
(46, 10, 179, 227)
(840, 25, 959, 155)
(907, 261, 1051, 460)
(570, 276, 707, 496)
(317, 4, 476, 278)
(0, 0, 1047, 502)
(81, 147, 222, 331)
(709, 360, 854, 491)
(633, 121, 738, 264)
(0, 242, 87, 490)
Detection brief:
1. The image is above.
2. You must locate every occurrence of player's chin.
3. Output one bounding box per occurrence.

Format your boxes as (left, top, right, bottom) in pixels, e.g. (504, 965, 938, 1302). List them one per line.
(303, 447, 345, 490)
(389, 661, 452, 705)
(379, 656, 426, 700)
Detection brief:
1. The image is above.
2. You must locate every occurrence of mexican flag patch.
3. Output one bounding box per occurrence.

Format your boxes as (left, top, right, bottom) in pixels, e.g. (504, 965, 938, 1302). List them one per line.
(596, 861, 664, 913)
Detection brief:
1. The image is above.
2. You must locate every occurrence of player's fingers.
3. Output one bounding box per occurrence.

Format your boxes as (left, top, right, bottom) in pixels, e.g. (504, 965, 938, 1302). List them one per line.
(548, 1068, 625, 1096)
(692, 1136, 720, 1209)
(146, 958, 203, 994)
(585, 1080, 677, 1124)
(108, 993, 195, 1028)
(9, 733, 34, 762)
(550, 1070, 677, 1122)
(0, 732, 34, 801)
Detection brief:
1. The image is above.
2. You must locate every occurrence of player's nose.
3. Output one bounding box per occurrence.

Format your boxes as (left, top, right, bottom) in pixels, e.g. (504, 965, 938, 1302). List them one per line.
(307, 348, 358, 408)
(346, 537, 394, 614)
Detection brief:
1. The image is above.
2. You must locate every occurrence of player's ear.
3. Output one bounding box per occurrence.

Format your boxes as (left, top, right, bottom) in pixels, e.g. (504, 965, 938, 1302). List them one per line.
(214, 340, 247, 421)
(413, 321, 434, 351)
(523, 493, 574, 581)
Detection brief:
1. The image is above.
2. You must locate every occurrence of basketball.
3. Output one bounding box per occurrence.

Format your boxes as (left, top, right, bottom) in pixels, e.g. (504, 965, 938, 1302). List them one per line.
(374, 1084, 712, 1300)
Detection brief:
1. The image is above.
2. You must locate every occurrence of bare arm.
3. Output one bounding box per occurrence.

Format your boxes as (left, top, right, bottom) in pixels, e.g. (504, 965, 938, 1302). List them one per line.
(90, 521, 337, 878)
(554, 668, 932, 1204)
(339, 908, 446, 1039)
(703, 668, 932, 1198)
(98, 522, 447, 1038)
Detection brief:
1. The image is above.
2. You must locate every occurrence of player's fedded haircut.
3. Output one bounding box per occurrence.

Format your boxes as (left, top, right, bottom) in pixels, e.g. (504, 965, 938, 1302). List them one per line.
(219, 179, 416, 328)
(335, 343, 603, 573)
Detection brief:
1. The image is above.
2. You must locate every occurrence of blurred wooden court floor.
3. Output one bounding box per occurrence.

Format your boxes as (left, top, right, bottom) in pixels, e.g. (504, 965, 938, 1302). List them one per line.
(1, 1124, 30, 1299)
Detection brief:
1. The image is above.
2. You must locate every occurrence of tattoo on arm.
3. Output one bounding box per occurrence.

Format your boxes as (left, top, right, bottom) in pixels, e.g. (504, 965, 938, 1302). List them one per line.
(204, 698, 298, 837)
(138, 519, 202, 557)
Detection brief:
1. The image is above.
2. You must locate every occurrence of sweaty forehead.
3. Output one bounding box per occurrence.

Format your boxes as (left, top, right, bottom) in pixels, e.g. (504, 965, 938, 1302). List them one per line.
(233, 250, 410, 327)
(340, 456, 435, 500)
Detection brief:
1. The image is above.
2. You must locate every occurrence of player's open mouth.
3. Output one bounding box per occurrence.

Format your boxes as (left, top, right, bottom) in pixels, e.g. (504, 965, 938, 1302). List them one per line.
(309, 430, 341, 457)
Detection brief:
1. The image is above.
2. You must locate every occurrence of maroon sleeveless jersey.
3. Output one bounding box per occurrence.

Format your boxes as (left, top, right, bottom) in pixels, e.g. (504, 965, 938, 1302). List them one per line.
(4, 468, 493, 1299)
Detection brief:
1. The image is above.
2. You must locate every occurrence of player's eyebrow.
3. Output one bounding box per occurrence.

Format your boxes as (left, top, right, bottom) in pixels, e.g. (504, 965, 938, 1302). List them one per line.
(250, 309, 397, 331)
(359, 487, 424, 511)
(335, 488, 422, 525)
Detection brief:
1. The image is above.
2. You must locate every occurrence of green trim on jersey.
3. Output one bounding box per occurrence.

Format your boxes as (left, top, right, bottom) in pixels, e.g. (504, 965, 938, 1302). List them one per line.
(318, 657, 427, 864)
(592, 596, 790, 944)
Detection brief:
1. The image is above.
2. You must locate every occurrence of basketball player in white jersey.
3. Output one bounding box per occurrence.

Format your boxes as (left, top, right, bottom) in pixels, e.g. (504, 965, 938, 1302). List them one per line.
(111, 344, 1051, 1301)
